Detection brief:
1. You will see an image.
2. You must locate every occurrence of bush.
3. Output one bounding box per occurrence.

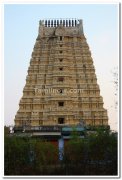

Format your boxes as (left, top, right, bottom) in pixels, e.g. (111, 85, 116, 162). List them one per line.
(4, 129, 117, 175)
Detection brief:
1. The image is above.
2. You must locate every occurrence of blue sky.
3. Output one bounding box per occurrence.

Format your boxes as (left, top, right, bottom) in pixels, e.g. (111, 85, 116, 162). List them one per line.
(4, 3, 118, 130)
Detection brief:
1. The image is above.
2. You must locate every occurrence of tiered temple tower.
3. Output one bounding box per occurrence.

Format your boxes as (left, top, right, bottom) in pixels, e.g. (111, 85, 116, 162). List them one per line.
(14, 19, 108, 129)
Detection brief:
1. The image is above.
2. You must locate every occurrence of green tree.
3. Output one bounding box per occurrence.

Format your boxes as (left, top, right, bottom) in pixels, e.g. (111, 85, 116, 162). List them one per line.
(4, 136, 30, 175)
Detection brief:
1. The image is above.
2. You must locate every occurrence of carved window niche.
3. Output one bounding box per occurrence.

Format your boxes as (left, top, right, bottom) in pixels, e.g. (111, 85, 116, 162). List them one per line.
(58, 89, 63, 94)
(58, 102, 64, 107)
(59, 58, 63, 62)
(58, 117, 64, 124)
(59, 67, 63, 71)
(60, 36, 62, 41)
(58, 77, 64, 82)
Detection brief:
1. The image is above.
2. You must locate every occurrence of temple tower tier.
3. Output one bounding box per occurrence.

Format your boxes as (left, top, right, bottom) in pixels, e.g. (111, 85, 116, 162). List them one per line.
(14, 18, 108, 128)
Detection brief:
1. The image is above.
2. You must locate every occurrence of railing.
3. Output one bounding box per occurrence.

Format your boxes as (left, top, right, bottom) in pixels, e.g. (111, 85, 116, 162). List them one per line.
(41, 19, 80, 27)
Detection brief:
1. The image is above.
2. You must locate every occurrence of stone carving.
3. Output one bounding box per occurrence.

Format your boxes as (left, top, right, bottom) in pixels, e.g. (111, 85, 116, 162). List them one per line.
(55, 26, 65, 36)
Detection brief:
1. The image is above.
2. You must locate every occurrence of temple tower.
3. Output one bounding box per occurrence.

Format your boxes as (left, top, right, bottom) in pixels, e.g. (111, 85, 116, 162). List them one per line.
(14, 19, 108, 128)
